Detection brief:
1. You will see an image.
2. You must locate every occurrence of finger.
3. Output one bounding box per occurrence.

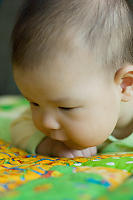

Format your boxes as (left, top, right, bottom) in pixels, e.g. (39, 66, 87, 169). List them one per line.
(54, 144, 75, 158)
(58, 151, 74, 158)
(82, 146, 97, 157)
(82, 149, 91, 157)
(71, 149, 84, 157)
(90, 146, 97, 156)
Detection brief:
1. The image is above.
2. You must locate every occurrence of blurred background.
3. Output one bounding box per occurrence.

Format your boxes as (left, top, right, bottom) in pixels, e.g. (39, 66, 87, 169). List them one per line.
(0, 0, 24, 95)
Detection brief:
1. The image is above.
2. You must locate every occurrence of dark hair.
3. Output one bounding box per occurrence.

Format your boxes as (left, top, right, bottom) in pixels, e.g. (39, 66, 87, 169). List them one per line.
(12, 0, 133, 73)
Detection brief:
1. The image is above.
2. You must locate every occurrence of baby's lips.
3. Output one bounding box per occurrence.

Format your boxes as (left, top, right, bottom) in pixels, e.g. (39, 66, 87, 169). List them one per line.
(50, 131, 68, 141)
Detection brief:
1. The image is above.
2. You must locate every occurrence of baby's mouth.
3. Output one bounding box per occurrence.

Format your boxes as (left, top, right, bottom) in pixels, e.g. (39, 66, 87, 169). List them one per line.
(64, 141, 86, 150)
(50, 131, 68, 142)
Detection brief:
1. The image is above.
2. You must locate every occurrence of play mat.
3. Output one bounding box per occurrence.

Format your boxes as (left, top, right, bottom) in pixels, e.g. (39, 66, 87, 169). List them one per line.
(0, 95, 133, 200)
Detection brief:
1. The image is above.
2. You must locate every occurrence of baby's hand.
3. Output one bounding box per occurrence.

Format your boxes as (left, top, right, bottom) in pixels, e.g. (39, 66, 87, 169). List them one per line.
(36, 137, 97, 158)
(51, 141, 97, 158)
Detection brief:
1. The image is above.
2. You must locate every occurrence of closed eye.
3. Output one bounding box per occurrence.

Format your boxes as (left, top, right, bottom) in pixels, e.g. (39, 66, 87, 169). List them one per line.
(58, 107, 76, 111)
(30, 102, 39, 107)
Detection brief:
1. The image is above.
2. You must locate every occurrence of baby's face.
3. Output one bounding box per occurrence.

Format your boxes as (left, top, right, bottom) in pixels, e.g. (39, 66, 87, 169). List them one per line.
(14, 47, 121, 149)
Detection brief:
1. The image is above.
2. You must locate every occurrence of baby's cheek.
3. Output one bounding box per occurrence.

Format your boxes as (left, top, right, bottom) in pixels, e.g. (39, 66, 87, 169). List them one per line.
(64, 123, 105, 148)
(32, 112, 42, 129)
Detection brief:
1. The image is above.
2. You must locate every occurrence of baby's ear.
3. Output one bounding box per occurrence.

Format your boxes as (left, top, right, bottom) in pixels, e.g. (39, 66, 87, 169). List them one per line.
(114, 64, 133, 102)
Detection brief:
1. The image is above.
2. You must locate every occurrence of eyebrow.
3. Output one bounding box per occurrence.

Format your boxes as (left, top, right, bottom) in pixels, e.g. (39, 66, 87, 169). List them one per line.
(24, 96, 33, 102)
(49, 97, 81, 104)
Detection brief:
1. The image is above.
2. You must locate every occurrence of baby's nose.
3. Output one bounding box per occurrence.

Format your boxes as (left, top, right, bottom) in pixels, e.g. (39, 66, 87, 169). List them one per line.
(41, 112, 60, 130)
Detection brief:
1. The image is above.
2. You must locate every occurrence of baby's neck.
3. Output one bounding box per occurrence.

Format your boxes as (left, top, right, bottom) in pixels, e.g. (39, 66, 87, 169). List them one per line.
(113, 100, 133, 139)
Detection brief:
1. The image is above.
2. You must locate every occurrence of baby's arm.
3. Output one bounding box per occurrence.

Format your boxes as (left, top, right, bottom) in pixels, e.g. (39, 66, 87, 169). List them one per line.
(11, 108, 45, 154)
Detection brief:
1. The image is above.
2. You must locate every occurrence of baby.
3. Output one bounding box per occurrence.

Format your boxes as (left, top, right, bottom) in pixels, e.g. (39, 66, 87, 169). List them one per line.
(11, 0, 133, 158)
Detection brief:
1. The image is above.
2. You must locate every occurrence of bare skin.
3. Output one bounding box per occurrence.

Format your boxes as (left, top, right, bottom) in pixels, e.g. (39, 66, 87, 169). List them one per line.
(36, 137, 97, 158)
(14, 43, 133, 158)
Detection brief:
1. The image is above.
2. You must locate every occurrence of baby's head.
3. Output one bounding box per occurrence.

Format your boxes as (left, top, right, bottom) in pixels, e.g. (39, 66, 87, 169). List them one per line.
(12, 0, 133, 149)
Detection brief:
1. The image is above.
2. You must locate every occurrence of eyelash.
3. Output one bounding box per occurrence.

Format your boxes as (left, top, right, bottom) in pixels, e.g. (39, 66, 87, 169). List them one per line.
(31, 103, 76, 111)
(31, 102, 39, 107)
(58, 107, 75, 111)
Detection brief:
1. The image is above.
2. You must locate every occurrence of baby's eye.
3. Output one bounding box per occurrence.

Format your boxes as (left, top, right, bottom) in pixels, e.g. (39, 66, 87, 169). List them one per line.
(30, 102, 39, 107)
(58, 107, 75, 111)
